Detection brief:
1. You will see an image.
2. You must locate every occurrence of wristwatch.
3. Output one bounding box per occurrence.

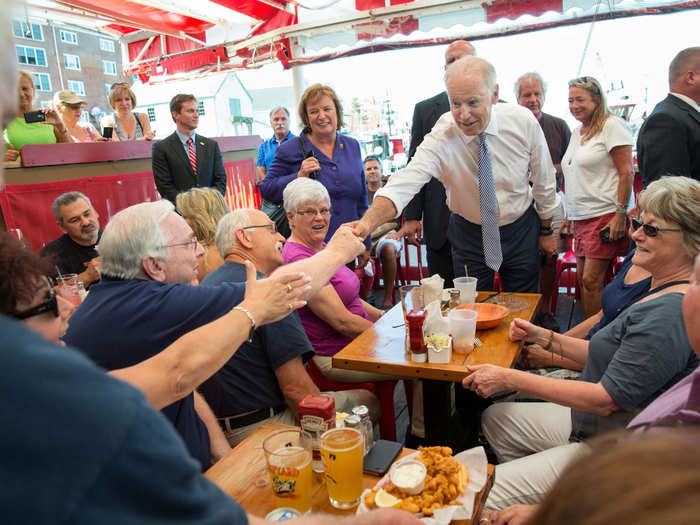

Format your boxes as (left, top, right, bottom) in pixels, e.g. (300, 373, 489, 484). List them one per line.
(539, 226, 554, 236)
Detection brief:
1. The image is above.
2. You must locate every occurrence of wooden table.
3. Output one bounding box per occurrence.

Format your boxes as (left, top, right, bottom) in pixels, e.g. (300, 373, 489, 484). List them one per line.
(332, 292, 541, 446)
(206, 421, 495, 524)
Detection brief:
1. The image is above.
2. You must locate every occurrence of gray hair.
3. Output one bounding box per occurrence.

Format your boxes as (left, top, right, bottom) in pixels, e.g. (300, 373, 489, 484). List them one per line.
(640, 176, 700, 256)
(52, 191, 93, 224)
(669, 47, 700, 85)
(269, 106, 290, 119)
(98, 200, 174, 279)
(283, 178, 330, 214)
(514, 72, 547, 99)
(215, 208, 254, 258)
(445, 56, 497, 93)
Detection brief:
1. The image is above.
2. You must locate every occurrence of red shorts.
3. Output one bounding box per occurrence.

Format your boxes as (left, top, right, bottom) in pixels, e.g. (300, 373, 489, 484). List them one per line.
(573, 212, 629, 259)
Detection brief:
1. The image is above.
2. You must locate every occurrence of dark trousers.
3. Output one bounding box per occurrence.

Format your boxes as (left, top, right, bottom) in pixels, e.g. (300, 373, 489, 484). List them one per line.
(426, 241, 455, 288)
(448, 205, 540, 293)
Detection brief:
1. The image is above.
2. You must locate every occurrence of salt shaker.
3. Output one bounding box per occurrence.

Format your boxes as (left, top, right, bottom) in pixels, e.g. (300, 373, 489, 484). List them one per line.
(352, 405, 374, 454)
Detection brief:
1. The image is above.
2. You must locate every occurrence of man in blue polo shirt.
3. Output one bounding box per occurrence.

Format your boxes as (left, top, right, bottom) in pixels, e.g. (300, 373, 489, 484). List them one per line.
(63, 200, 365, 472)
(256, 106, 293, 185)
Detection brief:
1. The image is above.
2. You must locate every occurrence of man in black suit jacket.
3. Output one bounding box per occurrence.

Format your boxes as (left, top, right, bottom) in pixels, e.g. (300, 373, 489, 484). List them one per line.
(152, 94, 227, 204)
(637, 47, 700, 187)
(403, 40, 475, 287)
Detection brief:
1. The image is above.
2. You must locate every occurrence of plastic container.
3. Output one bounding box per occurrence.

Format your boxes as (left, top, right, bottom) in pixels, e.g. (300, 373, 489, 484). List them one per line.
(448, 309, 478, 354)
(298, 394, 335, 473)
(453, 276, 477, 304)
(389, 460, 427, 495)
(427, 335, 452, 364)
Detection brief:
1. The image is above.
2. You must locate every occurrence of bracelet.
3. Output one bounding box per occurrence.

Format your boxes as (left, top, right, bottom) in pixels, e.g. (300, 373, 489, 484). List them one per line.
(614, 210, 627, 214)
(540, 226, 554, 236)
(543, 329, 555, 362)
(233, 306, 256, 343)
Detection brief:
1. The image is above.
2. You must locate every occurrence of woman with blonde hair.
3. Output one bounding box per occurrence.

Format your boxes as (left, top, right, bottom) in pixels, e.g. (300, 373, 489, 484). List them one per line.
(52, 90, 106, 143)
(561, 76, 634, 318)
(101, 82, 154, 141)
(176, 187, 229, 282)
(3, 71, 71, 162)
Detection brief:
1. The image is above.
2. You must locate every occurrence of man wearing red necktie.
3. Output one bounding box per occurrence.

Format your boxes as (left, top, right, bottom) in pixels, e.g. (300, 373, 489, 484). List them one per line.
(152, 94, 227, 204)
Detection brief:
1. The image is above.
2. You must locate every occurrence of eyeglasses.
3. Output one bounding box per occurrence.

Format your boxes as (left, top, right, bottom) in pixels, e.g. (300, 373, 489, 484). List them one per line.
(631, 218, 682, 237)
(14, 278, 59, 320)
(296, 207, 331, 217)
(242, 223, 277, 233)
(163, 238, 199, 250)
(110, 82, 129, 90)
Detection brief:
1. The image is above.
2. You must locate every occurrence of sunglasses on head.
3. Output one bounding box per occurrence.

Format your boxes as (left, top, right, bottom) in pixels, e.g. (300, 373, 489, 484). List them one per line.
(14, 278, 59, 320)
(631, 217, 682, 237)
(568, 76, 600, 93)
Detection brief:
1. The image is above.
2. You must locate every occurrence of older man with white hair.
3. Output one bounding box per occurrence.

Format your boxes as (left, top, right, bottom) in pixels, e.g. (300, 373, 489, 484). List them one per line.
(200, 208, 378, 446)
(353, 56, 560, 293)
(63, 199, 365, 471)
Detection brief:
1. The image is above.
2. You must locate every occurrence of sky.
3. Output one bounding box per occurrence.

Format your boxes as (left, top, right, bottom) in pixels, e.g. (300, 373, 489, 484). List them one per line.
(236, 10, 700, 134)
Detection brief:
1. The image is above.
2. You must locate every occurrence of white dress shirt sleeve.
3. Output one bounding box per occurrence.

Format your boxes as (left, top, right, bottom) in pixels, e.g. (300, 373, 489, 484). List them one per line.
(527, 116, 560, 220)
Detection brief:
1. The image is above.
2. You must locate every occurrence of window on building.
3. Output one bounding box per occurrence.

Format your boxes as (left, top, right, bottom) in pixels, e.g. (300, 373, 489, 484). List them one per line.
(229, 98, 241, 117)
(197, 100, 205, 116)
(104, 83, 111, 98)
(102, 60, 117, 75)
(64, 54, 81, 71)
(147, 107, 156, 122)
(100, 39, 116, 53)
(59, 30, 77, 44)
(12, 20, 43, 41)
(67, 80, 86, 96)
(32, 73, 51, 92)
(16, 45, 47, 67)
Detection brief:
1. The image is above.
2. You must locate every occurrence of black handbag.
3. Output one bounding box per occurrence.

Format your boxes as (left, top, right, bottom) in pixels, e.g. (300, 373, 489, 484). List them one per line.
(261, 199, 291, 239)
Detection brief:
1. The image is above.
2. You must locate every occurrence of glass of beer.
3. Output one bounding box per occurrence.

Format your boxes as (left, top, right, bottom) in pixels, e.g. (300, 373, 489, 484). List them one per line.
(262, 429, 313, 514)
(320, 427, 364, 509)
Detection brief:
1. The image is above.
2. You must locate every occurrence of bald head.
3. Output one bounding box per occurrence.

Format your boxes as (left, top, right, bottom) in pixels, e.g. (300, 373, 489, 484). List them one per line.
(444, 40, 476, 69)
(669, 47, 700, 102)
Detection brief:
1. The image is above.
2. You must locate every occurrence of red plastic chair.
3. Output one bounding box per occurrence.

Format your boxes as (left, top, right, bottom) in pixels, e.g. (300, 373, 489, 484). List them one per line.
(550, 240, 578, 315)
(305, 359, 400, 441)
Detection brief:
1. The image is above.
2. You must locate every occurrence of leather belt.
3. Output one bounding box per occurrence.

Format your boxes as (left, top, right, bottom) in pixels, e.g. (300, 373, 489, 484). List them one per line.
(217, 405, 287, 432)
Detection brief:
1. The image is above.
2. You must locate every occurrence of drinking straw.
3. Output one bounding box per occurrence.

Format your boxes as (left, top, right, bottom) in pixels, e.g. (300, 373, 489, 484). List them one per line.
(55, 266, 65, 282)
(464, 264, 469, 278)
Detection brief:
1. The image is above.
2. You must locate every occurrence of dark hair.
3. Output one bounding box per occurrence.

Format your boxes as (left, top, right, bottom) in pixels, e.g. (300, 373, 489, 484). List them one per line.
(52, 191, 93, 224)
(363, 155, 381, 166)
(0, 233, 54, 315)
(170, 94, 197, 120)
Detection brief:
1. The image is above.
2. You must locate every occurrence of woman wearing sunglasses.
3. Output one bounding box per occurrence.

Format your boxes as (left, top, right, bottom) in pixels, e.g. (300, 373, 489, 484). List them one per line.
(462, 176, 700, 509)
(560, 76, 634, 318)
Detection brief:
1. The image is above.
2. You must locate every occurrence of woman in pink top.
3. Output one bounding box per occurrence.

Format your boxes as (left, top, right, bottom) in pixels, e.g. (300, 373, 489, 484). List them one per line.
(52, 90, 106, 143)
(281, 177, 387, 383)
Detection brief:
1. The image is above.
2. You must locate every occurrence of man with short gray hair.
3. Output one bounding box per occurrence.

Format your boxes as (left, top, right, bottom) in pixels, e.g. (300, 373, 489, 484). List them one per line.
(515, 72, 571, 319)
(40, 191, 101, 286)
(256, 106, 293, 185)
(63, 200, 365, 469)
(200, 208, 377, 446)
(354, 56, 559, 294)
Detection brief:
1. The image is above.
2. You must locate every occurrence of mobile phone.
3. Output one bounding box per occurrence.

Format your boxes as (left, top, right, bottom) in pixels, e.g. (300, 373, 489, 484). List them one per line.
(363, 439, 403, 476)
(303, 149, 319, 180)
(599, 227, 611, 243)
(24, 110, 45, 124)
(102, 126, 113, 139)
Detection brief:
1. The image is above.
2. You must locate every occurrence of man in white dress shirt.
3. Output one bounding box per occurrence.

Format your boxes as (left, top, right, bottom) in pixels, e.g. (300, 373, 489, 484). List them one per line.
(351, 56, 559, 292)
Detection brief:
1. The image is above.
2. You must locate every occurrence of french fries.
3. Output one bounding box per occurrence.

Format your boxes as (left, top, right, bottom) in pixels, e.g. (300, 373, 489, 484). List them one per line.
(363, 446, 469, 516)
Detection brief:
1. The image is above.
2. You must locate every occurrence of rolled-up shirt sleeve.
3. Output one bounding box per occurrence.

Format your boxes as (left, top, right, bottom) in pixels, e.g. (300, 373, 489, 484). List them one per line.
(528, 118, 560, 220)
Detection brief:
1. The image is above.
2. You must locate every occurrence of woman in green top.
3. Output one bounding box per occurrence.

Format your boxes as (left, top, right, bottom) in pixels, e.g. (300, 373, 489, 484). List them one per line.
(4, 71, 71, 162)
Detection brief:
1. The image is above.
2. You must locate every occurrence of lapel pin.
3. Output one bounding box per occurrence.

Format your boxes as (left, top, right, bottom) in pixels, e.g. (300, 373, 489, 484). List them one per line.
(339, 143, 343, 149)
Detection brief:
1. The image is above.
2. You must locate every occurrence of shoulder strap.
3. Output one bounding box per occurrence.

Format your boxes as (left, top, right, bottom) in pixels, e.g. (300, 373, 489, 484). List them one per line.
(297, 135, 307, 157)
(610, 279, 690, 324)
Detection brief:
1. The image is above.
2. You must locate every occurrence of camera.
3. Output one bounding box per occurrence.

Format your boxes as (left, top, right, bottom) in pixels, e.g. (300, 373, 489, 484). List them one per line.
(24, 110, 45, 124)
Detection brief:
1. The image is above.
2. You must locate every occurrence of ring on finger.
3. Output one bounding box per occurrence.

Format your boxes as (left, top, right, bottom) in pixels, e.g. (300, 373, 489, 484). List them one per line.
(287, 303, 293, 310)
(287, 284, 293, 293)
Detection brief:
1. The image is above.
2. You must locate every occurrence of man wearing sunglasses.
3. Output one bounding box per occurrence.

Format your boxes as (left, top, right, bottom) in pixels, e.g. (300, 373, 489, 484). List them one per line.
(199, 208, 377, 446)
(637, 47, 700, 187)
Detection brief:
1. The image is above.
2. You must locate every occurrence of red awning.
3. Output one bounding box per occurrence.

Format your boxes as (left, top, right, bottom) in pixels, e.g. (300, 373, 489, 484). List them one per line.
(32, 0, 700, 82)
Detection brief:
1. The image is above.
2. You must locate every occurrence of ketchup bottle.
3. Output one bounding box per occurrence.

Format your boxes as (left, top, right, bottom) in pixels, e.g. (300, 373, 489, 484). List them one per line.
(406, 308, 427, 361)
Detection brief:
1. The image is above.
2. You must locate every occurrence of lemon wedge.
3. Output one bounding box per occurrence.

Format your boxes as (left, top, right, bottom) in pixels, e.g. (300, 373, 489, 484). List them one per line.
(374, 488, 402, 508)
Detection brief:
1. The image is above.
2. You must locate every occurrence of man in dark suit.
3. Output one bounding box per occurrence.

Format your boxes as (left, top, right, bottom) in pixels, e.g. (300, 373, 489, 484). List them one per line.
(637, 47, 700, 187)
(403, 40, 475, 287)
(152, 94, 227, 204)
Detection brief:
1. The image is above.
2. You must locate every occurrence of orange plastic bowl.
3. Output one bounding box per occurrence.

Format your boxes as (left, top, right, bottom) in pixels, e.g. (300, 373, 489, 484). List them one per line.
(456, 302, 509, 330)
